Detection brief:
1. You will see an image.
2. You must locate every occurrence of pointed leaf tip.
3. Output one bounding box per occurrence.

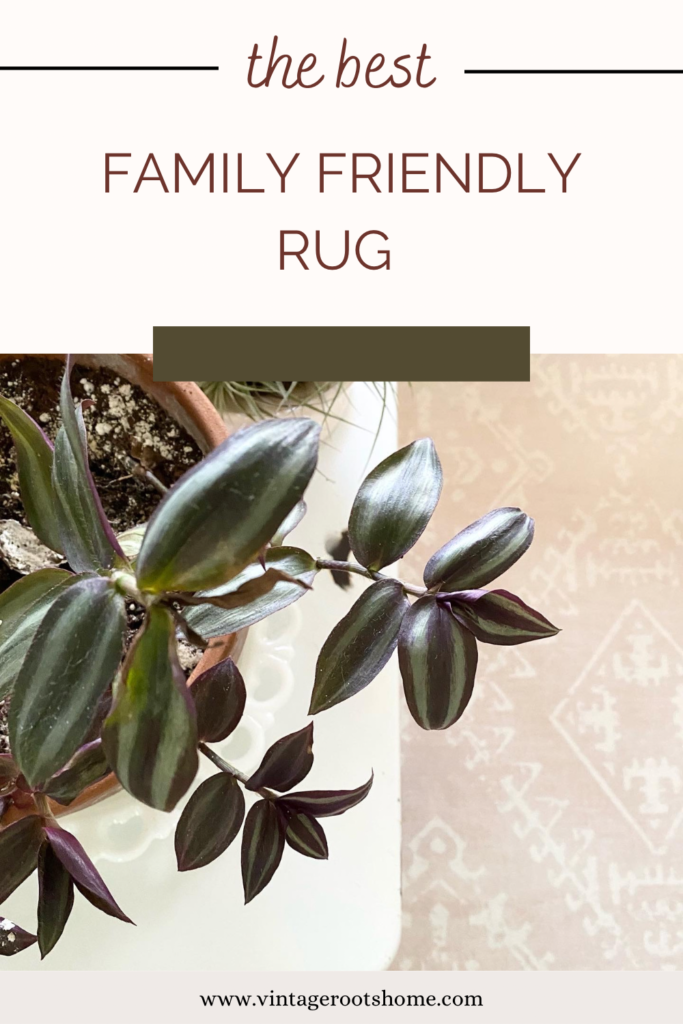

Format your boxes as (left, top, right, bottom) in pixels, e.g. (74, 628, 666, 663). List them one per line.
(349, 438, 442, 571)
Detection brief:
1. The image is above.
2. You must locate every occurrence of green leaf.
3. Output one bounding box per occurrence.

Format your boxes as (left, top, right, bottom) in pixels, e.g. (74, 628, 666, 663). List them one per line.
(44, 741, 110, 806)
(349, 438, 442, 570)
(0, 395, 61, 552)
(185, 547, 318, 640)
(0, 916, 37, 956)
(450, 589, 560, 645)
(284, 812, 328, 859)
(9, 577, 126, 788)
(191, 657, 246, 743)
(37, 842, 74, 958)
(398, 596, 478, 730)
(280, 774, 373, 817)
(102, 606, 198, 812)
(246, 724, 314, 793)
(175, 773, 245, 871)
(241, 799, 285, 904)
(0, 815, 44, 903)
(135, 418, 320, 594)
(52, 358, 124, 573)
(309, 579, 409, 715)
(423, 507, 534, 591)
(0, 568, 74, 701)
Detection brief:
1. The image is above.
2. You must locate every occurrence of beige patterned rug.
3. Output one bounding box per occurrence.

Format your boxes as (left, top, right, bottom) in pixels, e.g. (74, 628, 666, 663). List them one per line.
(392, 359, 683, 970)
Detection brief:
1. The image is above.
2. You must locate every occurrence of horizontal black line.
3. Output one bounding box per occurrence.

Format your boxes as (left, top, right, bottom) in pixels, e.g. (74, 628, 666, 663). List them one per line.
(465, 69, 683, 74)
(0, 66, 219, 71)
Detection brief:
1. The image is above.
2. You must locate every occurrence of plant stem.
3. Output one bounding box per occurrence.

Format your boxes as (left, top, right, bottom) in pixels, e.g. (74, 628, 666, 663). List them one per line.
(315, 558, 428, 598)
(120, 455, 169, 495)
(35, 792, 57, 822)
(198, 742, 277, 800)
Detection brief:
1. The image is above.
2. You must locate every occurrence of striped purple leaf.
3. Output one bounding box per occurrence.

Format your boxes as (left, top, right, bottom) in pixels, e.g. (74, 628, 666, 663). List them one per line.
(398, 596, 478, 730)
(449, 588, 560, 645)
(246, 724, 314, 793)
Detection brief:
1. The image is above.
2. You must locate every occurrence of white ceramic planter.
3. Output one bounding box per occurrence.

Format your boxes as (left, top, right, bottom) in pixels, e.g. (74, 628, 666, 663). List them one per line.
(1, 382, 401, 972)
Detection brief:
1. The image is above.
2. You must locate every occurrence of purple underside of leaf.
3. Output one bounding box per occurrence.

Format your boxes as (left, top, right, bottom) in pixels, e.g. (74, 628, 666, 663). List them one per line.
(197, 567, 312, 610)
(184, 546, 318, 640)
(45, 826, 133, 924)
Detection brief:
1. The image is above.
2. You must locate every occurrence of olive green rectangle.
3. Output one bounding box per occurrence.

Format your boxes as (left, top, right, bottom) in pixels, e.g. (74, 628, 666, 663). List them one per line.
(152, 327, 530, 382)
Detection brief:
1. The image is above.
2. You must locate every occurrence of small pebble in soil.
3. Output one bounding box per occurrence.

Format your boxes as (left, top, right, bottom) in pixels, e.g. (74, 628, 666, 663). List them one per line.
(0, 698, 9, 756)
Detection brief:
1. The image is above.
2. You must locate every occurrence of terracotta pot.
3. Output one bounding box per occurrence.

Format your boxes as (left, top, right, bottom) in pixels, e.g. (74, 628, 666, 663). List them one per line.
(0, 353, 245, 824)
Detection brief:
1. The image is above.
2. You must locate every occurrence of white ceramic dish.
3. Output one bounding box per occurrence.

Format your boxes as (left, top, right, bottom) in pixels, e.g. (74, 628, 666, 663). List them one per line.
(2, 382, 401, 971)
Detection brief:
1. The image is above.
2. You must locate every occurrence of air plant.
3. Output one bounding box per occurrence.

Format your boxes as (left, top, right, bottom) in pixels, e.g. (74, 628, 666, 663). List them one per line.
(0, 359, 558, 958)
(197, 380, 394, 429)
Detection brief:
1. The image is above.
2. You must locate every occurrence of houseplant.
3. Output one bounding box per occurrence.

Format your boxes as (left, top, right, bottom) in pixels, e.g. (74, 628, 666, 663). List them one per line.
(0, 353, 243, 815)
(0, 358, 558, 959)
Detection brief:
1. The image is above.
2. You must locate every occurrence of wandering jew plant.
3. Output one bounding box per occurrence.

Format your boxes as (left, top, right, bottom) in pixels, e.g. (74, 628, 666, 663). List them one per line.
(0, 360, 559, 958)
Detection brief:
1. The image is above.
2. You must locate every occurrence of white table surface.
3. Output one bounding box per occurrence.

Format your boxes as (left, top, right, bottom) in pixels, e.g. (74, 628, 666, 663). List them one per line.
(2, 382, 402, 972)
